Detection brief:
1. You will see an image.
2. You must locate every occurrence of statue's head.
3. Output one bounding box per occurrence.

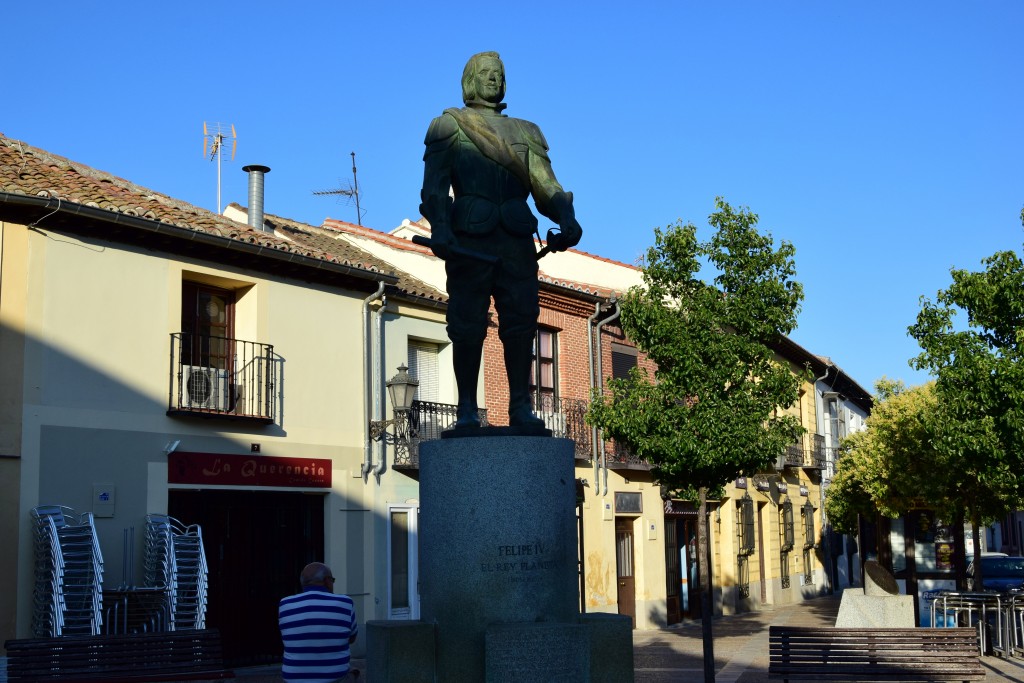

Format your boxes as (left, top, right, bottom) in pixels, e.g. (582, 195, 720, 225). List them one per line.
(461, 51, 505, 107)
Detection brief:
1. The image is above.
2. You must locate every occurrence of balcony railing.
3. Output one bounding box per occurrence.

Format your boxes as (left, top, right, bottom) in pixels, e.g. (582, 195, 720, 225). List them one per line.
(534, 395, 646, 466)
(607, 439, 649, 468)
(392, 396, 645, 469)
(533, 396, 593, 461)
(781, 433, 827, 470)
(168, 333, 275, 424)
(394, 401, 490, 468)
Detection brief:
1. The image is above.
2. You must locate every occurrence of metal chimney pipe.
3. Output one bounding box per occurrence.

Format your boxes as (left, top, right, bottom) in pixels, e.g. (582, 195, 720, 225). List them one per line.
(242, 165, 271, 231)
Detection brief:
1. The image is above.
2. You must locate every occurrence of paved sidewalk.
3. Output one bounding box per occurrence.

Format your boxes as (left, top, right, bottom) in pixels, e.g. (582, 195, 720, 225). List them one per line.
(226, 595, 1024, 682)
(633, 594, 1024, 682)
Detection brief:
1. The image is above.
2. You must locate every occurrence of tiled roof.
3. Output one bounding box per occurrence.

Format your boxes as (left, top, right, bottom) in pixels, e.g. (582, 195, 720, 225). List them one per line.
(0, 134, 388, 277)
(322, 217, 438, 259)
(256, 211, 447, 304)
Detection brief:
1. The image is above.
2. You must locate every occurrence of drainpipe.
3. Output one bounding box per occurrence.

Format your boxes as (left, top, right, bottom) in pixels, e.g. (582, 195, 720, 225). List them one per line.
(594, 301, 620, 497)
(241, 165, 271, 232)
(372, 294, 388, 483)
(361, 282, 386, 481)
(812, 366, 832, 593)
(586, 302, 603, 495)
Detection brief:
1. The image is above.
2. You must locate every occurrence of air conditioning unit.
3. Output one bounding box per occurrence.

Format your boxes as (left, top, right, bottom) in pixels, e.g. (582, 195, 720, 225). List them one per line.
(182, 366, 230, 410)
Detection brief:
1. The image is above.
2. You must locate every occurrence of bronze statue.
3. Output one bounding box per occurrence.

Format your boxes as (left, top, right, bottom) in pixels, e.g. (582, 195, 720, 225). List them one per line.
(420, 51, 582, 431)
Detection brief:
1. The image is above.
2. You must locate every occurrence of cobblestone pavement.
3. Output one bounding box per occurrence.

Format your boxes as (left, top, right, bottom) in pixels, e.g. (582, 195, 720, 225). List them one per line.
(220, 595, 1024, 682)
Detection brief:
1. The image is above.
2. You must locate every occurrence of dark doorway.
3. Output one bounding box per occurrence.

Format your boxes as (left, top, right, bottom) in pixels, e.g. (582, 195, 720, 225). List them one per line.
(666, 515, 703, 624)
(169, 489, 325, 667)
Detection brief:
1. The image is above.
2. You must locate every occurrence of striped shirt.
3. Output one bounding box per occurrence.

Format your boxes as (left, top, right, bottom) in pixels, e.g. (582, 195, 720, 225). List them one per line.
(279, 586, 358, 683)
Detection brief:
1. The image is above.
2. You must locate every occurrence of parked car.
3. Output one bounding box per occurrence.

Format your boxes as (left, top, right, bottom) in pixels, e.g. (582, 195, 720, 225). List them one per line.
(967, 555, 1024, 592)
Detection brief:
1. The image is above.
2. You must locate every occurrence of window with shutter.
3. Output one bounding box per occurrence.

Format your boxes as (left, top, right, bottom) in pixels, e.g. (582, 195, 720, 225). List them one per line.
(781, 499, 794, 552)
(738, 495, 755, 556)
(611, 342, 638, 380)
(803, 502, 816, 549)
(407, 341, 440, 403)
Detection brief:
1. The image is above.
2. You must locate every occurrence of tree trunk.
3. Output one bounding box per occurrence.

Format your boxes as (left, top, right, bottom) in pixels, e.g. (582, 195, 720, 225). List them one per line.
(971, 511, 983, 589)
(699, 486, 715, 683)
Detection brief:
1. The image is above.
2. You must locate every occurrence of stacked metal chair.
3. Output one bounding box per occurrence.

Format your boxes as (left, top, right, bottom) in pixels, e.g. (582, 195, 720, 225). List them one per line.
(30, 505, 104, 637)
(143, 514, 208, 630)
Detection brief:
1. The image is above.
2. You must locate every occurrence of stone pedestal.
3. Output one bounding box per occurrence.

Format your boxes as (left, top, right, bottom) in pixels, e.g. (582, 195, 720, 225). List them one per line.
(580, 612, 635, 683)
(364, 621, 435, 683)
(419, 436, 579, 682)
(834, 588, 916, 627)
(485, 623, 589, 682)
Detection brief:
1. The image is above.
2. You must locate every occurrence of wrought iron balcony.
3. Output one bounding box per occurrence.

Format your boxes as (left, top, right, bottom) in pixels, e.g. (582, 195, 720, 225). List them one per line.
(607, 439, 650, 469)
(533, 396, 593, 461)
(780, 433, 827, 470)
(167, 333, 275, 424)
(390, 401, 490, 469)
(811, 433, 827, 467)
(391, 395, 645, 469)
(535, 395, 648, 468)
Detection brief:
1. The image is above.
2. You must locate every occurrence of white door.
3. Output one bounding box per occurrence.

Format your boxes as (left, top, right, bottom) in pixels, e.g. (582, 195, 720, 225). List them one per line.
(388, 504, 420, 619)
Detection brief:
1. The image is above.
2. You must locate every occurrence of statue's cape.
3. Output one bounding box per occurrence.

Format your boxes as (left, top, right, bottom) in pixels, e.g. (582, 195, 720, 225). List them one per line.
(443, 107, 532, 190)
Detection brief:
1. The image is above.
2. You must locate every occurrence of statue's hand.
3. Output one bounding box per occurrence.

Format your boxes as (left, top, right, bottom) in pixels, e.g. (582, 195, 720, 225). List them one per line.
(544, 191, 582, 253)
(419, 192, 456, 260)
(429, 231, 456, 261)
(546, 215, 582, 253)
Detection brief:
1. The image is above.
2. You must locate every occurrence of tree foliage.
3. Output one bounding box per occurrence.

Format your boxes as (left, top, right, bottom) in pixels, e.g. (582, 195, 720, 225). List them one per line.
(907, 232, 1024, 528)
(828, 224, 1024, 542)
(824, 380, 946, 534)
(587, 198, 805, 492)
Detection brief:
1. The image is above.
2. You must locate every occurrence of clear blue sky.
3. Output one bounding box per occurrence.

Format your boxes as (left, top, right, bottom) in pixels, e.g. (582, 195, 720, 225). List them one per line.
(6, 2, 1021, 392)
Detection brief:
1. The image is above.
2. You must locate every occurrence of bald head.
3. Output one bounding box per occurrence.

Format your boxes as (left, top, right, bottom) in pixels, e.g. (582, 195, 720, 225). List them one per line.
(300, 562, 334, 591)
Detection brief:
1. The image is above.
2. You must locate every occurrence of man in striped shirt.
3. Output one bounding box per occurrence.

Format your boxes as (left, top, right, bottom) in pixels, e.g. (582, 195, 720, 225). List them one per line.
(279, 562, 358, 682)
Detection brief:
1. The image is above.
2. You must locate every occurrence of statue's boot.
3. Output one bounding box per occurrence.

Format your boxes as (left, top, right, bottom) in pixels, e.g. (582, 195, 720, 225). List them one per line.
(453, 341, 482, 428)
(504, 334, 545, 428)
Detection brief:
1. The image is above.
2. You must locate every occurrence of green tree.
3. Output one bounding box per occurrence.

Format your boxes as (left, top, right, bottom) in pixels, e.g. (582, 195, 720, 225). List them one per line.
(908, 229, 1024, 579)
(588, 198, 804, 682)
(824, 380, 946, 534)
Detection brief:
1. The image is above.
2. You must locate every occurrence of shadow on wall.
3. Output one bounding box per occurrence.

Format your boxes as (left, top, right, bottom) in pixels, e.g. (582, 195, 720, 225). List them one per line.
(1, 322, 384, 667)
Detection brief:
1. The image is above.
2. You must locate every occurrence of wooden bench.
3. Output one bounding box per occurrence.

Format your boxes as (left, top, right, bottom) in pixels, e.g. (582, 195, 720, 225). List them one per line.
(768, 626, 985, 682)
(4, 628, 235, 682)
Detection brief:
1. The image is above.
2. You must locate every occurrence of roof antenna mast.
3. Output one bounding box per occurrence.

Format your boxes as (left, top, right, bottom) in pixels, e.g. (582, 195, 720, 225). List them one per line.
(203, 122, 237, 213)
(312, 151, 364, 226)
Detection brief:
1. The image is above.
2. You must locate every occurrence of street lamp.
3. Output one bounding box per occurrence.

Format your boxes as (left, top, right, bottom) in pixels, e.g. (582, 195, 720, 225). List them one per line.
(386, 364, 419, 415)
(370, 364, 419, 462)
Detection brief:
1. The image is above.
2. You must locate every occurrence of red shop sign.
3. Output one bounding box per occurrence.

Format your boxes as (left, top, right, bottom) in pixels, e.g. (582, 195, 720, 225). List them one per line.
(169, 452, 332, 488)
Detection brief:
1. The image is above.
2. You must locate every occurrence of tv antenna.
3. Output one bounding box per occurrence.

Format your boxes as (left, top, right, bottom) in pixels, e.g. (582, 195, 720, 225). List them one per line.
(313, 151, 364, 225)
(203, 122, 237, 213)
